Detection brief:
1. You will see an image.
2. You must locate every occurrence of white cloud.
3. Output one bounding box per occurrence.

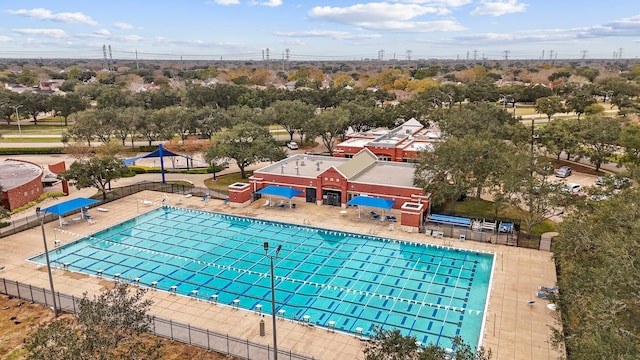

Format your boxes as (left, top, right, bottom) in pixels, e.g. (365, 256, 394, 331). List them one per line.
(310, 3, 447, 23)
(274, 30, 383, 41)
(252, 0, 283, 6)
(396, 0, 470, 6)
(6, 8, 97, 25)
(211, 0, 240, 5)
(577, 15, 640, 38)
(114, 22, 134, 30)
(12, 28, 68, 38)
(0, 36, 11, 42)
(94, 29, 111, 36)
(471, 0, 527, 17)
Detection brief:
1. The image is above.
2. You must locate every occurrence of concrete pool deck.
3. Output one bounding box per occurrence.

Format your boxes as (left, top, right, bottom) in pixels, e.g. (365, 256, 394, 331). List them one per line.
(0, 190, 563, 360)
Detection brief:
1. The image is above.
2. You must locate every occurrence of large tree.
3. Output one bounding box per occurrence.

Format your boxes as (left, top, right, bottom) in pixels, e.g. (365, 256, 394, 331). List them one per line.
(552, 189, 640, 359)
(578, 116, 621, 171)
(20, 92, 50, 125)
(363, 326, 492, 360)
(59, 155, 129, 200)
(263, 99, 315, 142)
(305, 108, 349, 155)
(24, 283, 163, 360)
(204, 122, 284, 178)
(534, 96, 565, 121)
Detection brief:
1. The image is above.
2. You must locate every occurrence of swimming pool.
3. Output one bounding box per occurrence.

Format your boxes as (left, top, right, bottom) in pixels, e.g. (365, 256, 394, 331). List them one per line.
(30, 206, 494, 349)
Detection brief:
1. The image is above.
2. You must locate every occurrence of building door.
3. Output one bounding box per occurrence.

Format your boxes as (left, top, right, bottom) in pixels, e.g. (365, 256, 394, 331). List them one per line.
(322, 190, 341, 206)
(306, 188, 316, 203)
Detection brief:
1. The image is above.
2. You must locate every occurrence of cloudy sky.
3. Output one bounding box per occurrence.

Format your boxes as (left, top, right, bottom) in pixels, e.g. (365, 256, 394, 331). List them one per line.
(1, 1, 639, 61)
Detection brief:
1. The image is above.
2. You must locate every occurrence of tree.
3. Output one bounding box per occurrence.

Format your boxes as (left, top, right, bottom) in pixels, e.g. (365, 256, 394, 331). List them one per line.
(552, 190, 640, 359)
(59, 155, 129, 200)
(538, 118, 582, 160)
(263, 99, 315, 142)
(437, 102, 525, 143)
(24, 283, 163, 360)
(363, 326, 491, 360)
(204, 122, 284, 179)
(534, 96, 565, 121)
(579, 116, 621, 171)
(49, 93, 90, 126)
(21, 92, 50, 125)
(413, 136, 510, 211)
(499, 150, 575, 235)
(619, 124, 640, 177)
(565, 92, 596, 120)
(305, 108, 349, 155)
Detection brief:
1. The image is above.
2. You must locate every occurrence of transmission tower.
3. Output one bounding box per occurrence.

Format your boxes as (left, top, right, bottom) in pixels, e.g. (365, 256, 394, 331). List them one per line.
(406, 50, 412, 61)
(503, 50, 510, 61)
(102, 44, 108, 70)
(108, 45, 113, 71)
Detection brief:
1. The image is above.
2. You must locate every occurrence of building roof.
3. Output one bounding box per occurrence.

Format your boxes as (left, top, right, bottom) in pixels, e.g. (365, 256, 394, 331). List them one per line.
(0, 159, 43, 190)
(253, 150, 419, 189)
(336, 148, 376, 179)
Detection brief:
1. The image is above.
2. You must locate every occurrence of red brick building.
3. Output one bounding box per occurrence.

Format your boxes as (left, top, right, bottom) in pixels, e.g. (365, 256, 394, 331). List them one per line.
(333, 118, 441, 162)
(0, 159, 44, 211)
(245, 149, 431, 230)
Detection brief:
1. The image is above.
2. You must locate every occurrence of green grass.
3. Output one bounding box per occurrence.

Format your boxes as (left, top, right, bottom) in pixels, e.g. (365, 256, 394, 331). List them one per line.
(204, 171, 253, 191)
(453, 197, 557, 237)
(0, 137, 64, 143)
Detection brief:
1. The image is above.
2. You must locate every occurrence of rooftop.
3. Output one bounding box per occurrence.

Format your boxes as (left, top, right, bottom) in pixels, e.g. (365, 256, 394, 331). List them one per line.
(0, 159, 43, 190)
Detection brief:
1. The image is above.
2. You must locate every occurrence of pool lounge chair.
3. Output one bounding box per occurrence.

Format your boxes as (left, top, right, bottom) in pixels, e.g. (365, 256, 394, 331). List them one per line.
(262, 199, 271, 207)
(372, 213, 380, 220)
(539, 286, 558, 293)
(386, 215, 397, 222)
(536, 292, 548, 299)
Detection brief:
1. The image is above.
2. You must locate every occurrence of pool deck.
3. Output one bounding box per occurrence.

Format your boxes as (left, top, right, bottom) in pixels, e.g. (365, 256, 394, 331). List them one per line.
(0, 190, 564, 360)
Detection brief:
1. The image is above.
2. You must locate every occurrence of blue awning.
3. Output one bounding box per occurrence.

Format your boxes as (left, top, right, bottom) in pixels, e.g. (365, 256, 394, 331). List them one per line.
(346, 196, 395, 210)
(40, 198, 99, 216)
(256, 186, 302, 199)
(124, 147, 185, 165)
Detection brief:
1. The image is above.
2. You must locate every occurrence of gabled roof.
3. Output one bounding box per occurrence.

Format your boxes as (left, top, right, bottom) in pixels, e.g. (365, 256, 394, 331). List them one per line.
(336, 148, 377, 179)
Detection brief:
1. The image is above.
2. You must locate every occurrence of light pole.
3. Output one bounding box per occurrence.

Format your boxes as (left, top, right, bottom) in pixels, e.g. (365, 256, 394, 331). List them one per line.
(13, 105, 23, 138)
(35, 207, 59, 317)
(264, 241, 282, 360)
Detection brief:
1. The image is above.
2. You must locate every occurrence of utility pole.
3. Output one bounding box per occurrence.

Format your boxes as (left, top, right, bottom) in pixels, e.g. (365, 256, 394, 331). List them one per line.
(581, 50, 587, 60)
(108, 45, 113, 71)
(406, 50, 412, 61)
(473, 50, 478, 61)
(503, 50, 510, 61)
(541, 50, 545, 60)
(135, 49, 139, 69)
(618, 48, 623, 59)
(285, 48, 290, 71)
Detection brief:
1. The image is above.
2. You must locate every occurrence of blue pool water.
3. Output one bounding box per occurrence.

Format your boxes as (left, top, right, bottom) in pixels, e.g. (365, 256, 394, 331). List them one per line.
(31, 206, 494, 349)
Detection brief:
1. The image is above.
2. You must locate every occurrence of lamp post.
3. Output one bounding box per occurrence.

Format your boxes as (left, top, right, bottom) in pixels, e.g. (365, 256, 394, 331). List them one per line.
(35, 207, 59, 317)
(264, 241, 282, 360)
(211, 161, 217, 181)
(13, 105, 23, 138)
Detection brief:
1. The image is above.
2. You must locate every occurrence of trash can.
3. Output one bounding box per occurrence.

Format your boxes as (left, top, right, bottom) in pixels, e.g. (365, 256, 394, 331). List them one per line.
(259, 319, 265, 336)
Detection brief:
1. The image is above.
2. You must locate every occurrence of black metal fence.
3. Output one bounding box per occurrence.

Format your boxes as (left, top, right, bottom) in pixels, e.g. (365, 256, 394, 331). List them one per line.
(0, 278, 315, 360)
(0, 181, 229, 239)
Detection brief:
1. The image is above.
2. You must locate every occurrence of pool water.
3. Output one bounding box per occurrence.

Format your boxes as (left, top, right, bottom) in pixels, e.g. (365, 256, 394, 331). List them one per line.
(31, 206, 494, 349)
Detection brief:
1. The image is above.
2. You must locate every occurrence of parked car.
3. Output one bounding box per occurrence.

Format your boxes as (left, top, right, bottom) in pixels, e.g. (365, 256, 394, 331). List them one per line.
(286, 141, 299, 150)
(596, 175, 632, 189)
(565, 182, 582, 193)
(555, 166, 572, 178)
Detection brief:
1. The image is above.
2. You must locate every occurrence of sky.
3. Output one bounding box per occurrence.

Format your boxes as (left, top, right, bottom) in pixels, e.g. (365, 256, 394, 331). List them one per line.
(1, 1, 639, 61)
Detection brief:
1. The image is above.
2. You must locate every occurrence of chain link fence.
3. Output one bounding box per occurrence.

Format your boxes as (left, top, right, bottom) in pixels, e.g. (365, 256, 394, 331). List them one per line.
(0, 277, 315, 360)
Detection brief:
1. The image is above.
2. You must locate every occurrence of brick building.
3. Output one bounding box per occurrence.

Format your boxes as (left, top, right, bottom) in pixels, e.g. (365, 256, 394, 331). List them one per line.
(0, 159, 44, 211)
(242, 149, 431, 230)
(333, 118, 441, 162)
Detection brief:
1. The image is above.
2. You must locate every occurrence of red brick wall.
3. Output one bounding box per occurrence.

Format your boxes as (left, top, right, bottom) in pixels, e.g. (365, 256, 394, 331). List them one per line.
(3, 176, 43, 211)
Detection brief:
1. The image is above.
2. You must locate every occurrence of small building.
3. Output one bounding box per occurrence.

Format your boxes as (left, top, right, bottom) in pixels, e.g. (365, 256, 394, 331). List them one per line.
(0, 159, 44, 211)
(333, 118, 440, 162)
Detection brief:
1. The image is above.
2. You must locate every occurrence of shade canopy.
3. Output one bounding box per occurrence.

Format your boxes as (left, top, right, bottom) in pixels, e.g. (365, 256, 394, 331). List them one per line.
(256, 186, 302, 199)
(346, 195, 395, 210)
(40, 198, 99, 216)
(124, 147, 185, 165)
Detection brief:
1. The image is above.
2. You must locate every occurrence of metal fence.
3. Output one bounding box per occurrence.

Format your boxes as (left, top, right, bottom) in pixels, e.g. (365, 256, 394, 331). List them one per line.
(0, 277, 315, 360)
(0, 181, 229, 239)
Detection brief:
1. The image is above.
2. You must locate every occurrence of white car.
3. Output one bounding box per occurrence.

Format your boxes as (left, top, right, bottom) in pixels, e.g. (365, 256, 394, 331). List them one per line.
(565, 183, 582, 193)
(286, 141, 299, 150)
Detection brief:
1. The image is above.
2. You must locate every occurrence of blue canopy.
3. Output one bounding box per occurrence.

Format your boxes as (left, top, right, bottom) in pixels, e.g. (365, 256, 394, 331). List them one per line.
(256, 186, 302, 199)
(40, 198, 99, 216)
(40, 198, 99, 226)
(346, 195, 395, 209)
(124, 147, 185, 165)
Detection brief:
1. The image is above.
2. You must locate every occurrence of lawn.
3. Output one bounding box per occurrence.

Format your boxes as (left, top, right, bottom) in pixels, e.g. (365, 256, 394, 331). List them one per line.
(204, 171, 253, 191)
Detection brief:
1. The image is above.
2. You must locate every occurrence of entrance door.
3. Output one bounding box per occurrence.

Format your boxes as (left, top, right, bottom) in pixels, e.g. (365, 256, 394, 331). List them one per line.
(306, 188, 316, 203)
(322, 190, 341, 206)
